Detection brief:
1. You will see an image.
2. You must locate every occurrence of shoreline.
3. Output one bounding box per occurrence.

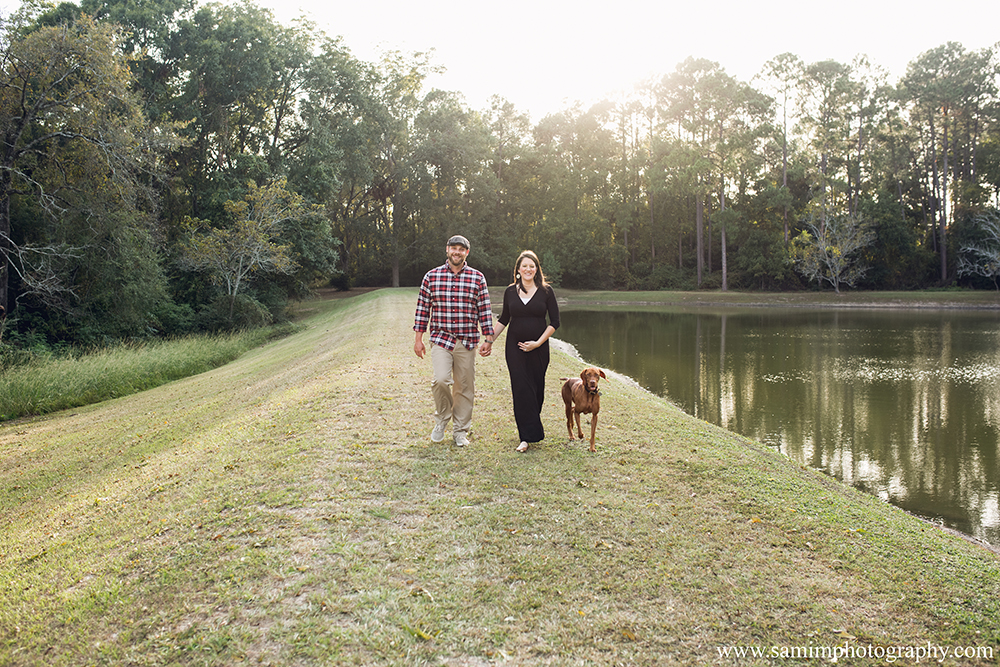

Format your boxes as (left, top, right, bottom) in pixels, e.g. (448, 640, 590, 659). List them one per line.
(544, 288, 1000, 311)
(334, 285, 1000, 311)
(550, 335, 1000, 556)
(559, 298, 1000, 310)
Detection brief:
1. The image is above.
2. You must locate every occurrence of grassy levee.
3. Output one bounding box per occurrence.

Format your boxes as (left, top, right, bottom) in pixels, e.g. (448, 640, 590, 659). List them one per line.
(1, 288, 998, 666)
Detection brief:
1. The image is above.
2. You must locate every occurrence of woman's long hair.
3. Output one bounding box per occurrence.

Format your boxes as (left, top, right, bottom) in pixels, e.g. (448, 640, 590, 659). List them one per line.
(512, 250, 547, 294)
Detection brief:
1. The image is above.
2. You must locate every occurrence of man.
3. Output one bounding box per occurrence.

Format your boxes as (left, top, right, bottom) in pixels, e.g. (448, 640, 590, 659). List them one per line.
(413, 235, 495, 447)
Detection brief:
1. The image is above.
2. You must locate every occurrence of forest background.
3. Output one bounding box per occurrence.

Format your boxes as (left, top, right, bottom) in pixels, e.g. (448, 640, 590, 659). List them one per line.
(2, 0, 1000, 352)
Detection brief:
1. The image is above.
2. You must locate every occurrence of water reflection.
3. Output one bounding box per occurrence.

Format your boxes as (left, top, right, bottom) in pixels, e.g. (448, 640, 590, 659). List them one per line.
(557, 307, 1000, 547)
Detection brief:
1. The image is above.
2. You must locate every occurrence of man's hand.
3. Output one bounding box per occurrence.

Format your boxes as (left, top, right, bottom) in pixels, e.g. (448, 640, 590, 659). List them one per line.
(479, 340, 493, 357)
(414, 334, 426, 359)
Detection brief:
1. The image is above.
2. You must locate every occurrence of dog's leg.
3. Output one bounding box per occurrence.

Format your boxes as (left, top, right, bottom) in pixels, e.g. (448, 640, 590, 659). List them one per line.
(589, 414, 598, 452)
(574, 411, 584, 440)
(565, 403, 575, 440)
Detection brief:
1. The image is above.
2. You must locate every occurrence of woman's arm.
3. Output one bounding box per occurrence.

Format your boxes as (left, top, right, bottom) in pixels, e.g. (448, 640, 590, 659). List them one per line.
(546, 285, 560, 330)
(479, 288, 511, 357)
(518, 324, 555, 352)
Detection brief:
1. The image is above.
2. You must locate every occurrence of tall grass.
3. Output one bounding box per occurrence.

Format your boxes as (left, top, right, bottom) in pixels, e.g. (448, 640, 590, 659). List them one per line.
(0, 324, 296, 421)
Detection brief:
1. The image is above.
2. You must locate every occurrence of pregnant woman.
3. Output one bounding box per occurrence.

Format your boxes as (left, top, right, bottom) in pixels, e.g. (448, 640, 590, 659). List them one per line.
(486, 250, 560, 453)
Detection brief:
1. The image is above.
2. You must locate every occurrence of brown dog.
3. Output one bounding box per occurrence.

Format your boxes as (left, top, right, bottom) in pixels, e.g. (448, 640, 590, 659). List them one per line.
(561, 367, 606, 452)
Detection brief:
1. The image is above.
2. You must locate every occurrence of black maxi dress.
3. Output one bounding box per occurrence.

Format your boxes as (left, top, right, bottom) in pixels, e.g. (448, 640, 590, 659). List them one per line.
(498, 284, 560, 443)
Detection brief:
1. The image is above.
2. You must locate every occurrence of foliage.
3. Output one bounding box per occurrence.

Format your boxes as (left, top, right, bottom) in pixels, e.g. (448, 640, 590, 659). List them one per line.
(178, 178, 319, 326)
(858, 198, 933, 290)
(790, 213, 875, 293)
(732, 219, 795, 290)
(0, 13, 181, 323)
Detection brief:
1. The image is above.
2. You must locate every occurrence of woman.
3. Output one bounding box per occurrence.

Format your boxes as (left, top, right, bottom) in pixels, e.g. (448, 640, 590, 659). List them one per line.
(488, 251, 560, 453)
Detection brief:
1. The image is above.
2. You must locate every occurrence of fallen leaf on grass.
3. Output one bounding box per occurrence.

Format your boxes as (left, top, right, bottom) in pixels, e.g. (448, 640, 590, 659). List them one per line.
(409, 586, 435, 602)
(403, 624, 437, 641)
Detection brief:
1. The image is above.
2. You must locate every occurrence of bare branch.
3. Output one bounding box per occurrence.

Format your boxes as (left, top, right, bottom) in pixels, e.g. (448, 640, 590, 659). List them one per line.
(958, 212, 1000, 290)
(0, 231, 83, 311)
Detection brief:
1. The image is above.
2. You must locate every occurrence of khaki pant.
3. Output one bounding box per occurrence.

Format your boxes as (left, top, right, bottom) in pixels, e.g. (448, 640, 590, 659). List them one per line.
(430, 342, 476, 435)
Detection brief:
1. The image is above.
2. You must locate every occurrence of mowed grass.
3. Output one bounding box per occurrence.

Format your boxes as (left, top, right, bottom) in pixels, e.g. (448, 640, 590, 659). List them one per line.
(1, 288, 998, 666)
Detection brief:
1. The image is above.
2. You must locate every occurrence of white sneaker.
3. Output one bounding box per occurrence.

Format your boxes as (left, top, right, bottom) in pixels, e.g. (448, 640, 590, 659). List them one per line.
(454, 432, 469, 447)
(430, 422, 447, 443)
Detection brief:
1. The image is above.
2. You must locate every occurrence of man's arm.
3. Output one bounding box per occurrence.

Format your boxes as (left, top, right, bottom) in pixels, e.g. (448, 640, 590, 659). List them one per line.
(475, 276, 495, 356)
(414, 330, 426, 359)
(477, 276, 495, 338)
(479, 322, 501, 357)
(413, 275, 432, 358)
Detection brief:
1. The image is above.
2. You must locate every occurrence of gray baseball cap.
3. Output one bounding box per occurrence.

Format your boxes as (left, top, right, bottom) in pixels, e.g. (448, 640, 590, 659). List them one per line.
(447, 235, 470, 249)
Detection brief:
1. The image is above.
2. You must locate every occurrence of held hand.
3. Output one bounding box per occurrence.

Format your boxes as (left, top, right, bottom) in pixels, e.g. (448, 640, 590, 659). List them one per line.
(479, 340, 493, 357)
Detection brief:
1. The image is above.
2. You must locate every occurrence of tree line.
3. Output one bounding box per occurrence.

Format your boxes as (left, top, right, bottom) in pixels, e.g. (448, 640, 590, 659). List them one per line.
(2, 0, 999, 348)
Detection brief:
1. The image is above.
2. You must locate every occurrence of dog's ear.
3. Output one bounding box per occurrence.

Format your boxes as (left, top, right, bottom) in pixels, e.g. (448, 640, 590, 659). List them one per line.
(580, 369, 588, 380)
(599, 369, 606, 379)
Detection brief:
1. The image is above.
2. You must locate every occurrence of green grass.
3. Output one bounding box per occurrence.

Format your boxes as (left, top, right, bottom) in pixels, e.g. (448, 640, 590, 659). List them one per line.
(0, 325, 296, 421)
(1, 288, 998, 666)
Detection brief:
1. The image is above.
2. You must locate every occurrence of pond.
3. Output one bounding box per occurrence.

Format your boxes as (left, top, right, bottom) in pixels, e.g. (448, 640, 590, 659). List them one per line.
(555, 306, 1000, 547)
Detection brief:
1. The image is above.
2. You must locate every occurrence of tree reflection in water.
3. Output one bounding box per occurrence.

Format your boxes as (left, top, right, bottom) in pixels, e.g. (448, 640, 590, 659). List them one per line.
(557, 307, 1000, 547)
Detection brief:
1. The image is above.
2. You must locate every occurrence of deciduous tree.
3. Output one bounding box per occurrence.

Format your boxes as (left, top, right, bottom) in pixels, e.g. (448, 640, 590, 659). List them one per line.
(957, 210, 1000, 289)
(790, 212, 875, 293)
(0, 14, 177, 315)
(178, 178, 314, 322)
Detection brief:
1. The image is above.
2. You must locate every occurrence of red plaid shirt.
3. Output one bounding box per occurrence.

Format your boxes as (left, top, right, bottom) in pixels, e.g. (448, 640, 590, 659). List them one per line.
(413, 262, 494, 351)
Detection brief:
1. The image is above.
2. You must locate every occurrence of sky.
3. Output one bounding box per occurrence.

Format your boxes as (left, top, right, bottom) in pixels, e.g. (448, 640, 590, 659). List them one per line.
(253, 0, 1000, 120)
(2, 0, 998, 120)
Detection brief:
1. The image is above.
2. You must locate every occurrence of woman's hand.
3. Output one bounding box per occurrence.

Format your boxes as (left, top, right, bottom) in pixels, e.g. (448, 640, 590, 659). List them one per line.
(518, 340, 539, 352)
